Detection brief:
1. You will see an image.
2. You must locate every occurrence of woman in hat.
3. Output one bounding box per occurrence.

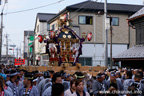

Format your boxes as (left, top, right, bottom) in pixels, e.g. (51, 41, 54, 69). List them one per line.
(19, 72, 40, 96)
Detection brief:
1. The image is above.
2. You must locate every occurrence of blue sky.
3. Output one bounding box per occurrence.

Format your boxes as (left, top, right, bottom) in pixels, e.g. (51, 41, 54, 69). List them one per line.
(1, 0, 143, 56)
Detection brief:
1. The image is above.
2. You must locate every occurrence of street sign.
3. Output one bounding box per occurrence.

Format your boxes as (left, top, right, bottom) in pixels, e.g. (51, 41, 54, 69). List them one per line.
(10, 45, 16, 47)
(9, 48, 14, 50)
(14, 59, 25, 65)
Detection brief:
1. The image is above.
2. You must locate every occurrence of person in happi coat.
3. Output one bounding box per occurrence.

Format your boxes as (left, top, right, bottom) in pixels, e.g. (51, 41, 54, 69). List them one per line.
(127, 73, 144, 96)
(0, 76, 12, 96)
(37, 72, 44, 85)
(106, 71, 124, 96)
(32, 77, 38, 86)
(42, 70, 55, 93)
(19, 72, 40, 96)
(87, 75, 94, 96)
(42, 72, 62, 96)
(17, 69, 27, 88)
(16, 71, 24, 89)
(38, 71, 51, 96)
(65, 79, 76, 96)
(52, 83, 64, 96)
(123, 71, 134, 91)
(71, 79, 90, 96)
(4, 70, 11, 82)
(132, 69, 138, 80)
(42, 82, 52, 94)
(92, 73, 107, 96)
(0, 68, 6, 81)
(63, 73, 71, 91)
(121, 68, 127, 81)
(19, 69, 26, 81)
(6, 70, 19, 96)
(0, 77, 13, 95)
(115, 71, 123, 83)
(60, 70, 66, 82)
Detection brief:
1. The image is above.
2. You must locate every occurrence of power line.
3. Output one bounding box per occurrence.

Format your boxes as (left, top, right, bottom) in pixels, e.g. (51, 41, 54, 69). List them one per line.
(70, 0, 103, 20)
(70, 1, 92, 19)
(4, 0, 65, 15)
(34, 1, 100, 35)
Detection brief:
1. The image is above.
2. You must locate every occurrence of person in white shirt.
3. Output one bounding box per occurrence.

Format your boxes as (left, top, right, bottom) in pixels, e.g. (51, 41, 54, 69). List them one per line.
(65, 79, 76, 96)
(71, 79, 90, 96)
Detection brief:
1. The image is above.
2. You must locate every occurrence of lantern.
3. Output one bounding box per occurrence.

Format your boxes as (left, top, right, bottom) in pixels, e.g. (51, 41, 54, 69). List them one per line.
(38, 56, 40, 61)
(50, 31, 55, 38)
(87, 32, 92, 41)
(64, 14, 68, 21)
(38, 35, 43, 43)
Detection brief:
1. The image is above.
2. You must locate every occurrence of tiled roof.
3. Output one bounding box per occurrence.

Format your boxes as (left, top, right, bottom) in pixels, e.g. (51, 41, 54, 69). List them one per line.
(48, 1, 143, 23)
(114, 45, 144, 59)
(66, 1, 143, 13)
(129, 7, 144, 20)
(37, 13, 56, 22)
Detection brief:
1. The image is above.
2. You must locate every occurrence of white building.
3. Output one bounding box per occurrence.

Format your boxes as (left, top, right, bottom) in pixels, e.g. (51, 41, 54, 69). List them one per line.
(23, 31, 34, 65)
(34, 13, 56, 66)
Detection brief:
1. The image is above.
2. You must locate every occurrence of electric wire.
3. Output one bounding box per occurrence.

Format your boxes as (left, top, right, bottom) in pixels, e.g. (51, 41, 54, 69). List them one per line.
(4, 0, 65, 15)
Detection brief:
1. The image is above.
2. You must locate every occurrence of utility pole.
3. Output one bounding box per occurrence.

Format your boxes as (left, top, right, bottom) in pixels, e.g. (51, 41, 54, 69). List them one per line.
(19, 48, 21, 58)
(16, 48, 18, 59)
(109, 17, 113, 69)
(19, 41, 23, 58)
(33, 34, 35, 66)
(5, 34, 9, 61)
(104, 0, 108, 67)
(13, 47, 14, 57)
(0, 1, 7, 63)
(0, 11, 3, 63)
(27, 32, 30, 66)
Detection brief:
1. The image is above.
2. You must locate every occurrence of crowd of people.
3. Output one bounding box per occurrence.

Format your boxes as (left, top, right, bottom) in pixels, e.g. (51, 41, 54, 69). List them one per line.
(0, 64, 144, 96)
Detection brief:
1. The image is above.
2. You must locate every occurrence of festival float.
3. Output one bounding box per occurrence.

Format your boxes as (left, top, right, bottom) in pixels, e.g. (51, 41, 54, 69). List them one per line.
(38, 13, 92, 67)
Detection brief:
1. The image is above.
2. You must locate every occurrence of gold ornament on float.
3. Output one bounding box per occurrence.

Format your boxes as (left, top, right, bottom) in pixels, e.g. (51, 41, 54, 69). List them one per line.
(65, 31, 69, 34)
(68, 35, 71, 38)
(63, 35, 66, 38)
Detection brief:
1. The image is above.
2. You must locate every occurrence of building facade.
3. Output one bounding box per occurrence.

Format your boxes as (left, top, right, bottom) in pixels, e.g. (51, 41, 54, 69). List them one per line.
(33, 1, 143, 66)
(113, 7, 144, 69)
(1, 55, 14, 65)
(24, 31, 34, 65)
(34, 13, 56, 66)
(47, 1, 143, 66)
